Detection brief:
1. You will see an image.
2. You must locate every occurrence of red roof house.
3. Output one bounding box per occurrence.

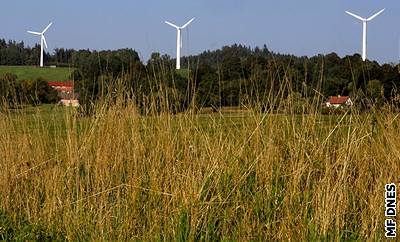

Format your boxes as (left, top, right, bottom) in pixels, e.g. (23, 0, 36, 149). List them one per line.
(48, 80, 79, 106)
(48, 81, 74, 92)
(326, 96, 353, 108)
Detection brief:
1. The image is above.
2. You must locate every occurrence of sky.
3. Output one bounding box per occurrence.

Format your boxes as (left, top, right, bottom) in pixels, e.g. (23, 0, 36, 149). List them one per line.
(0, 1, 399, 64)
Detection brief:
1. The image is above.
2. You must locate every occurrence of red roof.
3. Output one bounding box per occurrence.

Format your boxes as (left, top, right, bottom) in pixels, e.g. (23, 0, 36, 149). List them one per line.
(327, 96, 350, 104)
(48, 81, 74, 88)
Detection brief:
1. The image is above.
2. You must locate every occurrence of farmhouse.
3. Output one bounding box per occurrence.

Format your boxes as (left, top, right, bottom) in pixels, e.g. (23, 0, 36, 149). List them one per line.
(48, 81, 79, 107)
(325, 96, 353, 108)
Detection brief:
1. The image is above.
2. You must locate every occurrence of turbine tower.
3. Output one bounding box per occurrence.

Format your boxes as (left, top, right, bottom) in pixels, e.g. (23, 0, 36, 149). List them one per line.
(165, 18, 195, 70)
(345, 9, 384, 61)
(27, 22, 53, 67)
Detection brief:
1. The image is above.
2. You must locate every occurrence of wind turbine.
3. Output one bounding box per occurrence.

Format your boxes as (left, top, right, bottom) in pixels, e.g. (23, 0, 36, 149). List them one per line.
(165, 18, 195, 70)
(27, 22, 53, 67)
(345, 9, 385, 61)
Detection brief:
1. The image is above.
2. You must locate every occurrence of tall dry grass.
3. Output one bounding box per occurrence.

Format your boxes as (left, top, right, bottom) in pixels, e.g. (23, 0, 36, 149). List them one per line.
(0, 73, 399, 240)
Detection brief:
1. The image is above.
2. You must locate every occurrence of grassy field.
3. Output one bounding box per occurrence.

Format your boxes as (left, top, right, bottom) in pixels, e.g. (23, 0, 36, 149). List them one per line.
(0, 97, 398, 240)
(0, 66, 73, 81)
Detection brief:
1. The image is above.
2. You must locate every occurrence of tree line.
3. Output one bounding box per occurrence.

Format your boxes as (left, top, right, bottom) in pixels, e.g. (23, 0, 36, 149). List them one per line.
(1, 39, 400, 112)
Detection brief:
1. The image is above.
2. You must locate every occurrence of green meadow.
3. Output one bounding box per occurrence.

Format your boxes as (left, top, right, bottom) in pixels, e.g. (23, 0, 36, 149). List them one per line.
(0, 66, 73, 81)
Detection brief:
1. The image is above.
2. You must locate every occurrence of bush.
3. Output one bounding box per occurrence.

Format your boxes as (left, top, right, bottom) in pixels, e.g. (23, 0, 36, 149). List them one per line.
(19, 78, 60, 105)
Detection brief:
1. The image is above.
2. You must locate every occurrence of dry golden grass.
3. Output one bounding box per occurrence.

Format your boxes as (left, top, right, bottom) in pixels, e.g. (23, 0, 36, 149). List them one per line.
(0, 94, 399, 240)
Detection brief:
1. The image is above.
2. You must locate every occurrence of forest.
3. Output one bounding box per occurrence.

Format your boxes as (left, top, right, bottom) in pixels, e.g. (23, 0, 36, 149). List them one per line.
(1, 38, 399, 111)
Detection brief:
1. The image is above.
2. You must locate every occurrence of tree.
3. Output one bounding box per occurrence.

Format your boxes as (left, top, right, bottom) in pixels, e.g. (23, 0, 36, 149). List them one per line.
(33, 78, 60, 104)
(19, 78, 59, 105)
(367, 80, 383, 105)
(324, 78, 350, 97)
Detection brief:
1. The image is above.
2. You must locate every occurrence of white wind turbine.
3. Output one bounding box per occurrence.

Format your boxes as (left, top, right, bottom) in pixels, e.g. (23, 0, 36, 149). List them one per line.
(165, 18, 195, 70)
(27, 22, 53, 67)
(345, 9, 385, 61)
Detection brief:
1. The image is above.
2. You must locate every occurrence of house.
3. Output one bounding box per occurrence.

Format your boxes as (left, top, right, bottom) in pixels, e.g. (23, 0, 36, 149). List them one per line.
(325, 96, 353, 108)
(48, 81, 80, 107)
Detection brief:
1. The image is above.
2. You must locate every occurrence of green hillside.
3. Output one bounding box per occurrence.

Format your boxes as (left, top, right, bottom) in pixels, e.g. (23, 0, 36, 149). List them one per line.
(0, 66, 73, 81)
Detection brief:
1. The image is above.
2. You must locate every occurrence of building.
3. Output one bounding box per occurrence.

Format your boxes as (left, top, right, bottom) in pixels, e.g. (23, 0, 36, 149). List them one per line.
(48, 81, 80, 107)
(325, 96, 353, 108)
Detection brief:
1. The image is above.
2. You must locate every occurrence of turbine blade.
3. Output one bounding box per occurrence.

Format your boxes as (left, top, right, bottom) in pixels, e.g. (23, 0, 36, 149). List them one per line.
(181, 35, 183, 48)
(345, 11, 365, 21)
(367, 9, 385, 21)
(27, 31, 42, 35)
(165, 21, 179, 29)
(181, 18, 195, 29)
(42, 22, 53, 34)
(42, 35, 48, 49)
